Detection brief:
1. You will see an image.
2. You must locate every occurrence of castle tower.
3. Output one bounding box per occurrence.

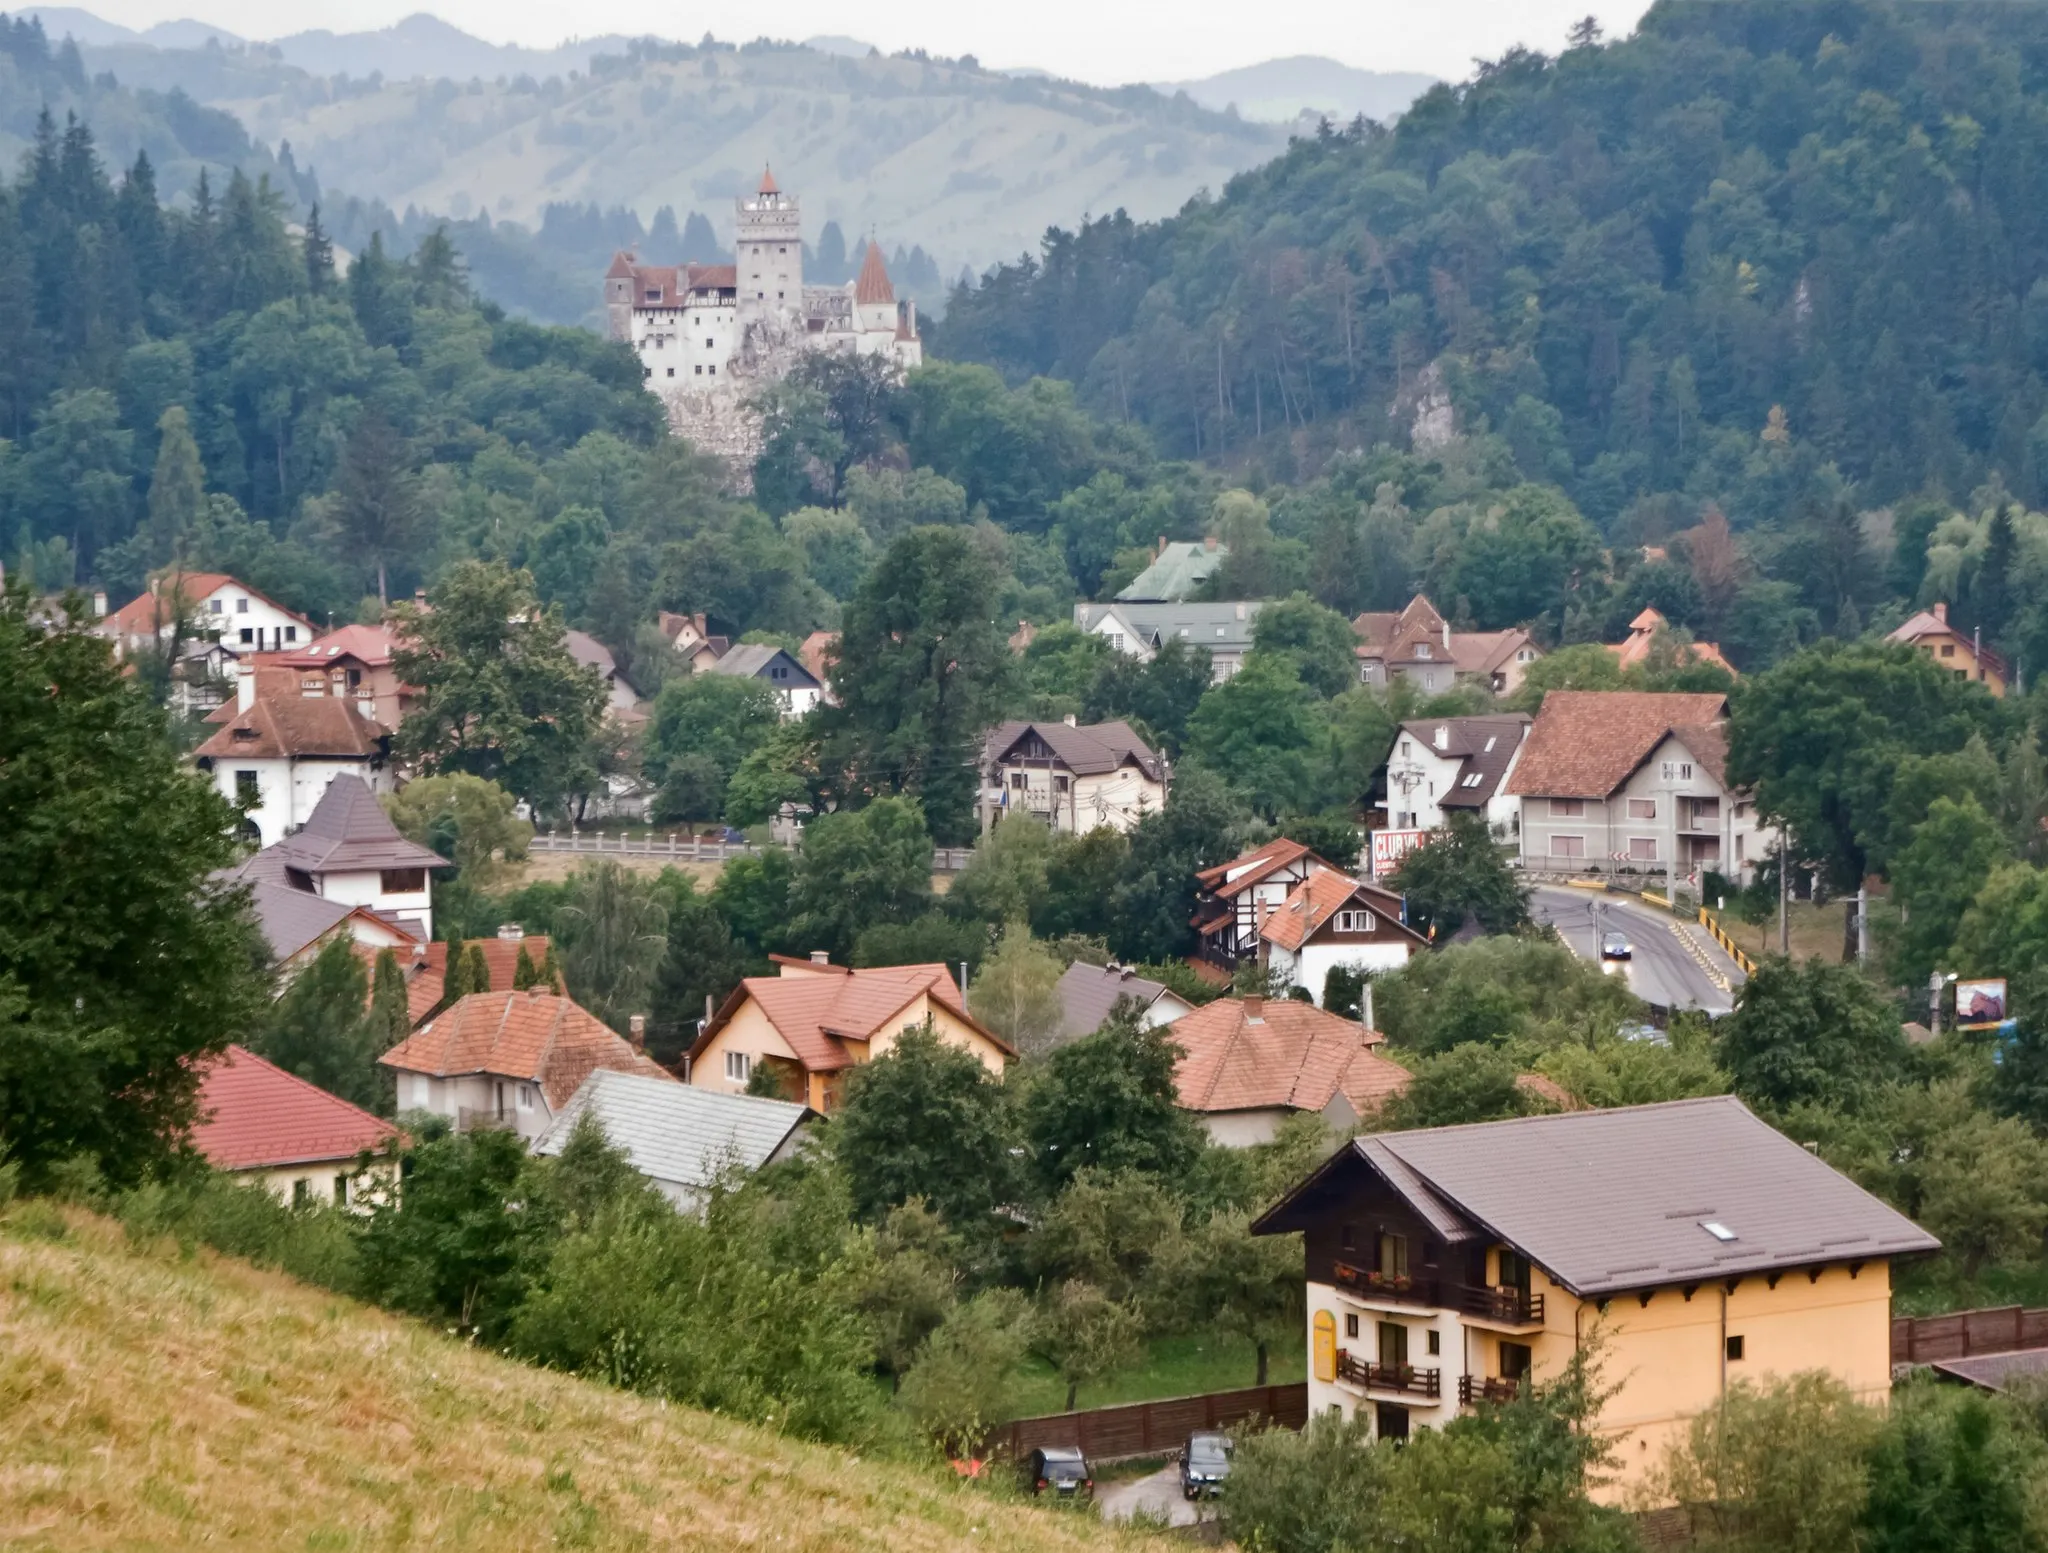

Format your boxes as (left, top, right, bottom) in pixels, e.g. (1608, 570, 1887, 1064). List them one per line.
(603, 251, 637, 342)
(854, 239, 897, 335)
(735, 166, 803, 331)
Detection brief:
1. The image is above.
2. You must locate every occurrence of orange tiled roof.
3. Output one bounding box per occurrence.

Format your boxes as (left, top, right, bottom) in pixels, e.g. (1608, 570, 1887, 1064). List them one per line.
(1195, 837, 1322, 895)
(380, 989, 674, 1108)
(692, 960, 1012, 1073)
(1505, 691, 1731, 800)
(855, 240, 895, 305)
(276, 622, 399, 669)
(1258, 870, 1420, 952)
(1171, 997, 1409, 1118)
(1607, 608, 1737, 675)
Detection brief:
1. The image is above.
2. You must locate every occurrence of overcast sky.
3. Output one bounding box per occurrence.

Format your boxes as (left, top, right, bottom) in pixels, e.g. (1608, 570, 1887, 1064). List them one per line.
(65, 0, 1655, 84)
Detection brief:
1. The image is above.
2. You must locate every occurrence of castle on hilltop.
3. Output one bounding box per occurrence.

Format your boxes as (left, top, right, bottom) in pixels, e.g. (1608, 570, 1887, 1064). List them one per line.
(604, 169, 922, 465)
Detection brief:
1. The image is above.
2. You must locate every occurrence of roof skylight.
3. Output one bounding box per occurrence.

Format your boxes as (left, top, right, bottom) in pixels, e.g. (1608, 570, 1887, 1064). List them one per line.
(1700, 1220, 1738, 1242)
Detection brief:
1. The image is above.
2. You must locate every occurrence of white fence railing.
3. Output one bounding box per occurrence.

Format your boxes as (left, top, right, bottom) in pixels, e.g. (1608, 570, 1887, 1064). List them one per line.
(530, 832, 978, 872)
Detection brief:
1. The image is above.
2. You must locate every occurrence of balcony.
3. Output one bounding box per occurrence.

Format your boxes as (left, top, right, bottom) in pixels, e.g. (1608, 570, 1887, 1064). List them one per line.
(1455, 1286, 1545, 1328)
(1337, 1350, 1441, 1399)
(1458, 1375, 1522, 1407)
(1331, 1260, 1439, 1308)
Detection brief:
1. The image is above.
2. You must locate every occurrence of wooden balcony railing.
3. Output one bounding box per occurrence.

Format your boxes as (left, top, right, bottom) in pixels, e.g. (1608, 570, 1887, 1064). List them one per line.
(1330, 1261, 1439, 1307)
(1337, 1350, 1441, 1398)
(1458, 1374, 1523, 1407)
(1456, 1285, 1545, 1325)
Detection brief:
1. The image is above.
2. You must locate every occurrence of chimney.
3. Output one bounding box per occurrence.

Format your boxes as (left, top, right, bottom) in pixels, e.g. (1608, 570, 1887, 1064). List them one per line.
(959, 960, 970, 998)
(810, 949, 831, 965)
(629, 1014, 646, 1051)
(1442, 620, 1451, 652)
(1242, 995, 1264, 1021)
(236, 660, 256, 713)
(1433, 724, 1449, 751)
(497, 923, 524, 940)
(1158, 534, 1167, 557)
(328, 667, 346, 698)
(92, 589, 107, 617)
(1063, 713, 1078, 728)
(1362, 980, 1376, 1040)
(1934, 601, 1948, 624)
(1205, 534, 1218, 551)
(1235, 602, 1247, 620)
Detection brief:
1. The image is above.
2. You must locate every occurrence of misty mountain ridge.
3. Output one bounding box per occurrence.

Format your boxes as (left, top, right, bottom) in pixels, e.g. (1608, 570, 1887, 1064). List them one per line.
(1163, 55, 1438, 124)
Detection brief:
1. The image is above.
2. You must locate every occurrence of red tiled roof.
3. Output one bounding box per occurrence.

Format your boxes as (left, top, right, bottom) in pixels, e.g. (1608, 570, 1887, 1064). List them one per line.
(1505, 691, 1731, 800)
(1259, 871, 1421, 952)
(855, 240, 895, 305)
(1171, 998, 1409, 1118)
(380, 990, 674, 1109)
(193, 695, 389, 761)
(399, 936, 553, 1025)
(691, 960, 1012, 1072)
(1195, 838, 1327, 896)
(759, 165, 779, 195)
(276, 623, 399, 670)
(798, 629, 836, 681)
(102, 573, 313, 637)
(606, 250, 637, 280)
(1607, 609, 1736, 675)
(192, 1045, 400, 1171)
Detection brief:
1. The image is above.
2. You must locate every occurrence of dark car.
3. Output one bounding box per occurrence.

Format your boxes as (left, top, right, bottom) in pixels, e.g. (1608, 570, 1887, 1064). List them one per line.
(1023, 1445, 1093, 1499)
(1180, 1431, 1233, 1499)
(1600, 929, 1633, 961)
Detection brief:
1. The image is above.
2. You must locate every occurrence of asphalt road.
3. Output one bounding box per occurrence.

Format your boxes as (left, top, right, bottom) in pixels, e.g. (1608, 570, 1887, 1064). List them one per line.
(1096, 1464, 1207, 1528)
(1530, 887, 1742, 1016)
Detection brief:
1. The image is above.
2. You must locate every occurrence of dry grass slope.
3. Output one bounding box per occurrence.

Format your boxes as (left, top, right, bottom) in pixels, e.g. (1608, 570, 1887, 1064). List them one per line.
(0, 1205, 1141, 1551)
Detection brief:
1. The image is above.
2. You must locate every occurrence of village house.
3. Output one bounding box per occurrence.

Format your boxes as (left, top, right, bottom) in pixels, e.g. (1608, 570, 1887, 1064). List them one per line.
(1052, 961, 1196, 1047)
(271, 622, 412, 728)
(1192, 837, 1349, 974)
(1252, 1096, 1939, 1498)
(191, 1045, 401, 1210)
(1072, 600, 1259, 683)
(1257, 869, 1428, 1005)
(380, 987, 676, 1143)
(1506, 690, 1761, 884)
(392, 927, 556, 1027)
(1168, 995, 1410, 1147)
(1606, 607, 1736, 677)
(533, 1068, 815, 1211)
(226, 774, 446, 939)
(657, 611, 731, 670)
(687, 953, 1012, 1113)
(237, 876, 422, 980)
(1352, 595, 1542, 697)
(194, 665, 398, 846)
(703, 641, 825, 718)
(1888, 600, 2008, 695)
(95, 571, 316, 659)
(978, 718, 1168, 835)
(1116, 537, 1227, 602)
(1368, 713, 1533, 840)
(564, 628, 650, 725)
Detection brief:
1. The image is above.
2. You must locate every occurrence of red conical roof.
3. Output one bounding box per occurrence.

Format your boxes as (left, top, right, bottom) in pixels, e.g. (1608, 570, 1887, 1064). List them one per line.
(605, 250, 636, 280)
(855, 240, 895, 305)
(758, 165, 778, 195)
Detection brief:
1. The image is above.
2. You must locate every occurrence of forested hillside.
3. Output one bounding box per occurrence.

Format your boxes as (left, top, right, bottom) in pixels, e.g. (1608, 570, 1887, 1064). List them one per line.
(940, 0, 2048, 662)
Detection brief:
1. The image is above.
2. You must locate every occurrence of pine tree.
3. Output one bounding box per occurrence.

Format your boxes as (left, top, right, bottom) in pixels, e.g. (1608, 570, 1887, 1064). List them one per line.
(303, 201, 334, 295)
(442, 939, 475, 1002)
(540, 944, 564, 995)
(513, 943, 539, 991)
(146, 405, 203, 564)
(334, 406, 423, 605)
(369, 947, 410, 1045)
(464, 941, 491, 994)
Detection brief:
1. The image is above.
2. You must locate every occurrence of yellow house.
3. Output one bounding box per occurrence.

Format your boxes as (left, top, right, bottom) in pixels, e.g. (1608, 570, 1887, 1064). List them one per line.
(1888, 601, 2008, 695)
(1252, 1096, 1938, 1501)
(686, 953, 1013, 1113)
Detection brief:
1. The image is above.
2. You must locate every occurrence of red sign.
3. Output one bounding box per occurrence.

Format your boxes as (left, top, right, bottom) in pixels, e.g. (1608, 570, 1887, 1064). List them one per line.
(1371, 828, 1429, 880)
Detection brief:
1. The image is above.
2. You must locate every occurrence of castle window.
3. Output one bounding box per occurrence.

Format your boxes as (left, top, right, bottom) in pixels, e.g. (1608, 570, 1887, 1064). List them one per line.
(705, 339, 714, 349)
(708, 365, 716, 376)
(666, 368, 675, 377)
(695, 365, 703, 375)
(644, 288, 660, 302)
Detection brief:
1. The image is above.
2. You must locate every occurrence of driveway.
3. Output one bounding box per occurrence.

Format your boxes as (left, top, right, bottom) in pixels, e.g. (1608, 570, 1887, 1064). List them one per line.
(1096, 1464, 1209, 1529)
(1530, 886, 1744, 1016)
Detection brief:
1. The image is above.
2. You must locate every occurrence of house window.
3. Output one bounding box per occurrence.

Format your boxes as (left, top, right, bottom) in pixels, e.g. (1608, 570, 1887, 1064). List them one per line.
(240, 628, 254, 644)
(725, 1050, 753, 1083)
(1376, 1232, 1408, 1280)
(1335, 909, 1376, 933)
(1109, 633, 1126, 651)
(517, 1085, 534, 1110)
(380, 869, 426, 894)
(1340, 1222, 1355, 1251)
(1660, 761, 1694, 781)
(495, 1081, 506, 1117)
(1345, 1312, 1359, 1339)
(1415, 643, 1432, 659)
(1460, 772, 1483, 788)
(235, 769, 260, 802)
(284, 626, 297, 642)
(1054, 775, 1070, 793)
(1550, 835, 1585, 859)
(1726, 1335, 1745, 1361)
(1377, 1321, 1409, 1368)
(1628, 799, 1656, 820)
(236, 598, 249, 613)
(1940, 643, 1955, 657)
(209, 598, 224, 614)
(1399, 740, 1412, 757)
(292, 1178, 311, 1207)
(1499, 1341, 1533, 1381)
(1426, 1329, 1441, 1356)
(1010, 772, 1028, 789)
(1548, 798, 1584, 819)
(333, 1174, 350, 1206)
(1628, 837, 1658, 861)
(667, 367, 675, 377)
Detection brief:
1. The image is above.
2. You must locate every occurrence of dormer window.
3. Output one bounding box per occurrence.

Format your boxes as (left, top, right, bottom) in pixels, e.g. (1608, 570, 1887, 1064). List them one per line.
(1415, 643, 1431, 659)
(644, 288, 661, 302)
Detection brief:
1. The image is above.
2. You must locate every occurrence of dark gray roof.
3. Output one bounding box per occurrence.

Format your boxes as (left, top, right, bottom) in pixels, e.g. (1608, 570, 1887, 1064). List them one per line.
(532, 1068, 814, 1195)
(982, 719, 1165, 780)
(704, 643, 820, 689)
(241, 879, 356, 962)
(1932, 1349, 2048, 1392)
(1259, 1096, 1939, 1296)
(1393, 714, 1531, 810)
(1076, 601, 1263, 652)
(266, 776, 446, 876)
(1054, 961, 1187, 1043)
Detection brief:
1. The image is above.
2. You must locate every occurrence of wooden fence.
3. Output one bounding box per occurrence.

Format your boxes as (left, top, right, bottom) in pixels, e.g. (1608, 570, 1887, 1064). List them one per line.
(1892, 1305, 2048, 1365)
(988, 1382, 1309, 1463)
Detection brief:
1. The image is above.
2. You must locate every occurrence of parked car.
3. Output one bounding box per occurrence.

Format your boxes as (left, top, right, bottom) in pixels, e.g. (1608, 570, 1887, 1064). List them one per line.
(1600, 930, 1633, 961)
(1180, 1431, 1233, 1498)
(1022, 1445, 1093, 1499)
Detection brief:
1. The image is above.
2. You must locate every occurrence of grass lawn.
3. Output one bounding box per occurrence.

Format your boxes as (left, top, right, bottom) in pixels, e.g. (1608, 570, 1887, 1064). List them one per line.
(1893, 1255, 2048, 1318)
(0, 1201, 1143, 1552)
(1722, 899, 1872, 965)
(1002, 1333, 1306, 1420)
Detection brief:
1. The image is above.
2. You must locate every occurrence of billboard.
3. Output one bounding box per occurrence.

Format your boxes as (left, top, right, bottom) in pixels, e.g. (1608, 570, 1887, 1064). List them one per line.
(1371, 828, 1430, 880)
(1956, 978, 2010, 1030)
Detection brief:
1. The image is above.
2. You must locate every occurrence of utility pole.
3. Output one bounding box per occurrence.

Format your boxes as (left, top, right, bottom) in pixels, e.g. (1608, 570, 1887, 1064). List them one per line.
(1856, 882, 1869, 966)
(1929, 971, 1945, 1039)
(1777, 830, 1790, 956)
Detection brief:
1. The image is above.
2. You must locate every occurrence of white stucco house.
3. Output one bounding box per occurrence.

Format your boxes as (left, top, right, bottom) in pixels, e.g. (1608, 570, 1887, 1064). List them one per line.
(702, 642, 825, 718)
(1259, 870, 1429, 1005)
(96, 570, 316, 657)
(1073, 600, 1263, 683)
(194, 664, 398, 847)
(225, 773, 447, 939)
(978, 718, 1169, 835)
(1372, 714, 1532, 835)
